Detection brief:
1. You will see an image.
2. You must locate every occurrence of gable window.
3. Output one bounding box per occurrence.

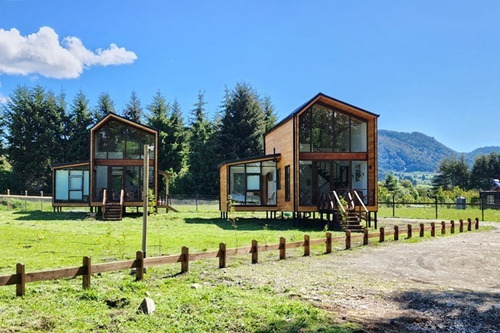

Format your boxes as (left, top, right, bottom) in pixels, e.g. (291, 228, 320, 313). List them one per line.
(299, 103, 367, 153)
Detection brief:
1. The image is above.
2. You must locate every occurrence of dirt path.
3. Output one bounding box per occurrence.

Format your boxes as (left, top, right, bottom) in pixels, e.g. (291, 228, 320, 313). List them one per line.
(205, 221, 500, 332)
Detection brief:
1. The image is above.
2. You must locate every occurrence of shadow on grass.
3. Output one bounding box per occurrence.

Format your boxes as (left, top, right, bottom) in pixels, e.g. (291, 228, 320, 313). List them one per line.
(353, 289, 500, 332)
(185, 216, 336, 232)
(12, 211, 89, 221)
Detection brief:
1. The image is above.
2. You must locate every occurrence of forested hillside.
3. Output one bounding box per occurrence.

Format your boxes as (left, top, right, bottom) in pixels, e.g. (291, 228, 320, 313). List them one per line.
(378, 129, 500, 176)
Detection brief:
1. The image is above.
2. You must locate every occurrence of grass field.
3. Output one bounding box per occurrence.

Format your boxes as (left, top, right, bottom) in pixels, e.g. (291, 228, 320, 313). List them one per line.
(377, 204, 500, 222)
(0, 206, 358, 332)
(0, 202, 494, 332)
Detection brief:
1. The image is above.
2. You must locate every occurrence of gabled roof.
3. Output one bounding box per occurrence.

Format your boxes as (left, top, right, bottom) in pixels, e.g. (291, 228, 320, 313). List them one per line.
(265, 92, 380, 136)
(90, 112, 158, 135)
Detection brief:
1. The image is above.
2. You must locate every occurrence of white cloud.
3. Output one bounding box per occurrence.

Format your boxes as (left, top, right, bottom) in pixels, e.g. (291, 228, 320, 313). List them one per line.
(0, 27, 137, 79)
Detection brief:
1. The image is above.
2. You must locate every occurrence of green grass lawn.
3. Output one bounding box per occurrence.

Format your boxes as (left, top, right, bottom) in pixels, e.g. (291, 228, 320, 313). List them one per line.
(0, 206, 356, 332)
(377, 204, 500, 222)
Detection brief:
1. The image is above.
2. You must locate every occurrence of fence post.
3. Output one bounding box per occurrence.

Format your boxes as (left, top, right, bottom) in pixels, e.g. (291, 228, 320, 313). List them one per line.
(219, 243, 226, 268)
(326, 232, 332, 254)
(475, 217, 479, 230)
(24, 190, 27, 211)
(435, 196, 438, 219)
(40, 191, 43, 211)
(279, 237, 286, 259)
(252, 240, 258, 264)
(481, 197, 485, 221)
(407, 224, 412, 238)
(379, 227, 385, 242)
(394, 225, 399, 241)
(450, 220, 455, 234)
(303, 235, 310, 256)
(392, 195, 395, 217)
(7, 189, 10, 210)
(135, 251, 144, 281)
(82, 256, 92, 289)
(16, 263, 25, 297)
(441, 221, 446, 235)
(363, 228, 369, 245)
(431, 222, 435, 237)
(345, 230, 351, 249)
(195, 194, 199, 212)
(419, 223, 424, 237)
(467, 218, 472, 231)
(459, 219, 464, 233)
(181, 246, 189, 273)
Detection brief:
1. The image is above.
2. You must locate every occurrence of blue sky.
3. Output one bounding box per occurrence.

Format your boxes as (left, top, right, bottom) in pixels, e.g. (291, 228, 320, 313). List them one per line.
(0, 0, 499, 152)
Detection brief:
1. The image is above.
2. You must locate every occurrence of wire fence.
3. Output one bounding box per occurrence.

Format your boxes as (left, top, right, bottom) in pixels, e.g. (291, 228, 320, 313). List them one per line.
(2, 190, 500, 221)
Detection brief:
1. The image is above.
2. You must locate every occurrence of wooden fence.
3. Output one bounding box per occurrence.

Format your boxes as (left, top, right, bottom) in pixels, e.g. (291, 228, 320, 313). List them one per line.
(0, 218, 481, 297)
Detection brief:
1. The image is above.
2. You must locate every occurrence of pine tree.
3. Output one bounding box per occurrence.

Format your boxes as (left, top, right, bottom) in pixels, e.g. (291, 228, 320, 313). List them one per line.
(186, 91, 218, 195)
(218, 82, 266, 161)
(146, 90, 170, 174)
(66, 90, 93, 162)
(123, 90, 143, 123)
(4, 85, 66, 192)
(262, 95, 277, 132)
(167, 99, 187, 173)
(93, 92, 115, 122)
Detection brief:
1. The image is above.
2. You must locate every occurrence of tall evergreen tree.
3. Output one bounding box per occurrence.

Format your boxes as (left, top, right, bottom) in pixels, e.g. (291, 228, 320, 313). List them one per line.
(146, 90, 171, 175)
(66, 90, 93, 162)
(187, 91, 218, 195)
(262, 95, 277, 132)
(218, 82, 266, 161)
(432, 154, 469, 190)
(4, 85, 66, 192)
(470, 152, 500, 190)
(166, 99, 187, 173)
(123, 90, 143, 123)
(93, 92, 115, 122)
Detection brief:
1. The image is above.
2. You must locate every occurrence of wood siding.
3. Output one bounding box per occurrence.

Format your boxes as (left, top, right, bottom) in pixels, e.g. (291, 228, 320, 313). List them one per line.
(219, 164, 228, 212)
(264, 118, 294, 212)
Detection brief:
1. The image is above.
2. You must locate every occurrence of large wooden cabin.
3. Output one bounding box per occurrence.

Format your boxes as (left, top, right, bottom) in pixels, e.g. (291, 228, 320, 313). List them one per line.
(219, 93, 379, 230)
(52, 113, 166, 219)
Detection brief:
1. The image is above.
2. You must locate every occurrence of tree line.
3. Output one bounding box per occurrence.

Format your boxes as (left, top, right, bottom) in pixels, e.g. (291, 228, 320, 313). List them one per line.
(0, 82, 276, 196)
(379, 153, 500, 204)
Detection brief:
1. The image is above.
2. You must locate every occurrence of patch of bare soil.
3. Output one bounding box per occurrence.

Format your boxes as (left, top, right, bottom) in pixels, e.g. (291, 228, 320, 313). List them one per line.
(203, 220, 500, 332)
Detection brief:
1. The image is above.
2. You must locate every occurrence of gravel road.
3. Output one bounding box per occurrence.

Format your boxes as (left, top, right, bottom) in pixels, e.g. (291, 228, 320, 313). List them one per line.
(205, 220, 500, 332)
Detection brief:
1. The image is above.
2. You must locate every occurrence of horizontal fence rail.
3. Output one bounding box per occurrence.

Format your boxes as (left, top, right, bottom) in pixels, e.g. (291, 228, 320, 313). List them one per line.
(0, 218, 481, 297)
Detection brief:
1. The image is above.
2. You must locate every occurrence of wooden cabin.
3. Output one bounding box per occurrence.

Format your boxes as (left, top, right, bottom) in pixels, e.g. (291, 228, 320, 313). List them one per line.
(52, 113, 165, 219)
(219, 93, 380, 230)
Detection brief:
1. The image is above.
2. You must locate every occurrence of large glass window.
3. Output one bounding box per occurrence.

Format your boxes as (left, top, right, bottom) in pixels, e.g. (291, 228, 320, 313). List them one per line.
(228, 160, 277, 206)
(94, 165, 154, 202)
(54, 166, 90, 203)
(298, 160, 369, 206)
(94, 119, 155, 160)
(298, 104, 367, 153)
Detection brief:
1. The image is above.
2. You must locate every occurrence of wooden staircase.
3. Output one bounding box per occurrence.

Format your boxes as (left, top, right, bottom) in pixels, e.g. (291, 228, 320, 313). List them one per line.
(102, 189, 124, 221)
(318, 190, 368, 232)
(344, 210, 364, 232)
(103, 203, 123, 220)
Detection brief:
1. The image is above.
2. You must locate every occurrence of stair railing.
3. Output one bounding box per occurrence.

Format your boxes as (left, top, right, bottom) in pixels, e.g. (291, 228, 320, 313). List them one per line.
(102, 189, 107, 206)
(353, 190, 368, 216)
(119, 189, 124, 206)
(346, 191, 355, 211)
(332, 191, 346, 215)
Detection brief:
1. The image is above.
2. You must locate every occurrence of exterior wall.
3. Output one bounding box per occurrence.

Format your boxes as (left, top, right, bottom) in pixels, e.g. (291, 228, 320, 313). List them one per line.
(219, 164, 228, 212)
(293, 95, 379, 213)
(265, 118, 294, 212)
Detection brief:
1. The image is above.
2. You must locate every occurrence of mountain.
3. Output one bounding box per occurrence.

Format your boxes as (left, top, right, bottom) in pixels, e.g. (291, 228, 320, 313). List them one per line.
(378, 130, 500, 176)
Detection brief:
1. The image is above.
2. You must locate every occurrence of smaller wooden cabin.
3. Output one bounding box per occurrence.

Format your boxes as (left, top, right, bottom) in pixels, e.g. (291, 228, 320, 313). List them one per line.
(52, 113, 162, 219)
(220, 93, 380, 229)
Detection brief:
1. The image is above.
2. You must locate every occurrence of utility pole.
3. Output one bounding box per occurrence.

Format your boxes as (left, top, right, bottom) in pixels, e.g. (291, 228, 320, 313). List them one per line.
(142, 144, 150, 257)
